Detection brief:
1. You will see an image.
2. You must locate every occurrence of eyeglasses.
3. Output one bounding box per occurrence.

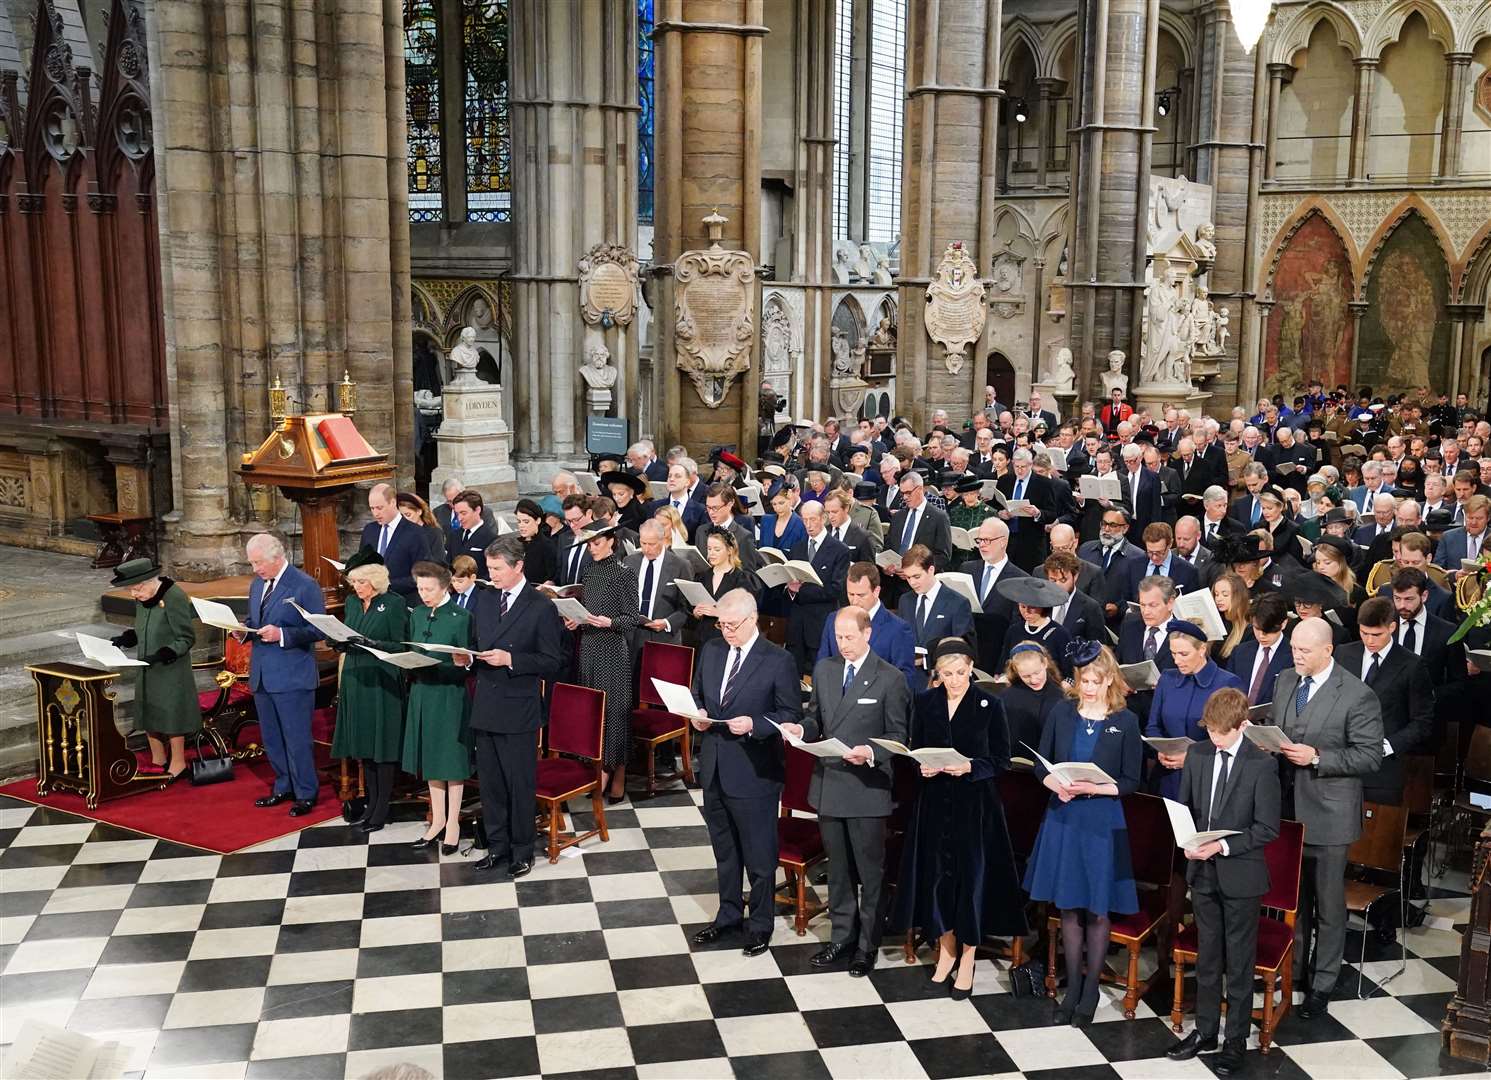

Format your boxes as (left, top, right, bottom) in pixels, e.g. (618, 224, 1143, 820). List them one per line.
(974, 536, 1001, 545)
(717, 616, 755, 634)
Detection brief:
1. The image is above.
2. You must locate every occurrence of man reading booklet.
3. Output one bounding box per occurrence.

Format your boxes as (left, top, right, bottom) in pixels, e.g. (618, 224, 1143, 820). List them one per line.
(1166, 689, 1280, 1076)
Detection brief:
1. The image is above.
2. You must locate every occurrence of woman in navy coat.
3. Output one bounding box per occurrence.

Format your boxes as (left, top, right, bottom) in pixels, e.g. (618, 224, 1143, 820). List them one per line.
(1023, 640, 1142, 1026)
(1146, 620, 1243, 800)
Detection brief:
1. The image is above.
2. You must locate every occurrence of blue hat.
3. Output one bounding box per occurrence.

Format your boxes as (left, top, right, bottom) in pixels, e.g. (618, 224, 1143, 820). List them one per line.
(1166, 619, 1208, 643)
(1065, 638, 1103, 668)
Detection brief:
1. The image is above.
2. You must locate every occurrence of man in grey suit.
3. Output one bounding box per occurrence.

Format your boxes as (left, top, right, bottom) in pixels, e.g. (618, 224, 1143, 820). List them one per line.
(624, 520, 694, 646)
(1268, 617, 1383, 1019)
(781, 607, 911, 977)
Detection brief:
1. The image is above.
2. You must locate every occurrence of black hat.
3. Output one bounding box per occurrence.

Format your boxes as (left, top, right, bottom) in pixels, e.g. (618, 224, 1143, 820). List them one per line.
(110, 558, 162, 588)
(594, 452, 626, 467)
(1320, 506, 1354, 527)
(770, 426, 795, 450)
(604, 470, 648, 497)
(1313, 535, 1355, 561)
(937, 469, 963, 489)
(1291, 571, 1347, 609)
(343, 545, 384, 573)
(931, 637, 977, 665)
(854, 481, 879, 500)
(994, 577, 1069, 609)
(1257, 485, 1287, 506)
(847, 444, 871, 459)
(1065, 638, 1103, 668)
(1215, 534, 1266, 564)
(953, 475, 983, 494)
(766, 478, 786, 501)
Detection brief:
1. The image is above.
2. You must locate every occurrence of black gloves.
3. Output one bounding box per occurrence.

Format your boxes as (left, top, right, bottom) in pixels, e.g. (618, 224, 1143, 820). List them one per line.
(111, 630, 138, 649)
(145, 647, 177, 664)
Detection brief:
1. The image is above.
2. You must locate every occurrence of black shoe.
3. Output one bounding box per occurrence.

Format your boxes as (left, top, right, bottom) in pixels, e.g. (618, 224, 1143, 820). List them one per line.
(506, 860, 532, 880)
(474, 853, 504, 871)
(1166, 1031, 1218, 1060)
(810, 942, 854, 967)
(1214, 1038, 1247, 1075)
(1299, 991, 1331, 1019)
(440, 842, 459, 856)
(411, 832, 440, 851)
(288, 800, 316, 817)
(1072, 981, 1101, 1026)
(1405, 902, 1427, 928)
(358, 819, 383, 834)
(742, 932, 771, 957)
(255, 792, 291, 808)
(848, 951, 876, 978)
(949, 976, 973, 1001)
(692, 923, 737, 946)
(606, 792, 626, 806)
(1053, 989, 1078, 1025)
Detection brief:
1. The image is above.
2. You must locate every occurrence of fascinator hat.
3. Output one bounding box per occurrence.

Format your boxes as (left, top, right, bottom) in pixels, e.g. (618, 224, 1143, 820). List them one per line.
(1065, 638, 1103, 668)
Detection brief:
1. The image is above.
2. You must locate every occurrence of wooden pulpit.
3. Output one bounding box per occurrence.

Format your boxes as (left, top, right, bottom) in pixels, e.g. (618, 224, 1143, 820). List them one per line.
(239, 415, 394, 601)
(1445, 823, 1491, 1062)
(30, 662, 165, 808)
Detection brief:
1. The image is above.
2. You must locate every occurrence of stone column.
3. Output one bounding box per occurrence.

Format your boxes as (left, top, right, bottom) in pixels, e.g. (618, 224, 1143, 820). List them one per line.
(1348, 300, 1369, 386)
(1438, 53, 1472, 182)
(897, 0, 1003, 427)
(1262, 62, 1293, 182)
(653, 0, 765, 454)
(509, 0, 639, 487)
(1034, 77, 1065, 190)
(1066, 0, 1159, 399)
(148, 0, 411, 578)
(1347, 59, 1377, 185)
(793, 0, 837, 424)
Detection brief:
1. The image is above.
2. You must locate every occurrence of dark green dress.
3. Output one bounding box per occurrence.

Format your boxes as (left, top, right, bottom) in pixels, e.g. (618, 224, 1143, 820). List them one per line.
(400, 599, 474, 781)
(331, 591, 408, 763)
(133, 580, 201, 736)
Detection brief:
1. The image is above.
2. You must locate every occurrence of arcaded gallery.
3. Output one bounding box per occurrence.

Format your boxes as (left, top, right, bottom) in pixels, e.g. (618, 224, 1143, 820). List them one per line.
(2, 0, 1491, 1077)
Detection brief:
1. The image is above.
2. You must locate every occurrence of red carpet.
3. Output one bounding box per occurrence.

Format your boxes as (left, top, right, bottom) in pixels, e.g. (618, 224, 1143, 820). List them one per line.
(0, 760, 343, 854)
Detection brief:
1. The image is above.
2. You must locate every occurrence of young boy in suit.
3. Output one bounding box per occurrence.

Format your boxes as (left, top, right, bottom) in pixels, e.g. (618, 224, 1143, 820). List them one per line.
(1167, 688, 1281, 1076)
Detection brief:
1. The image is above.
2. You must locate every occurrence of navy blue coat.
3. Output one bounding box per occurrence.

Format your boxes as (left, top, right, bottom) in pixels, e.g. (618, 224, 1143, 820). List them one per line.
(691, 635, 801, 799)
(1112, 553, 1200, 607)
(359, 517, 431, 597)
(816, 603, 918, 683)
(646, 496, 707, 536)
(1226, 636, 1291, 706)
(246, 564, 324, 693)
(1034, 702, 1143, 799)
(1146, 659, 1244, 799)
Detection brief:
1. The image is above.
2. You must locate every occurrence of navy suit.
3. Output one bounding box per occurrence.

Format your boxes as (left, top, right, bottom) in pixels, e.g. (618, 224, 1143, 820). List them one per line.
(246, 564, 325, 802)
(691, 635, 801, 933)
(447, 523, 497, 579)
(816, 603, 918, 684)
(784, 533, 851, 675)
(1116, 613, 1177, 720)
(1227, 636, 1291, 706)
(644, 458, 670, 482)
(1118, 467, 1162, 542)
(896, 583, 976, 690)
(646, 496, 707, 537)
(1433, 526, 1487, 571)
(1374, 581, 1454, 620)
(359, 517, 429, 597)
(1113, 553, 1199, 607)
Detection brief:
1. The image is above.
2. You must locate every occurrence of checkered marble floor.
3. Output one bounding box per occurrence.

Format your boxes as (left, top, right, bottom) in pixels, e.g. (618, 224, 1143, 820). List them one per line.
(0, 789, 1479, 1080)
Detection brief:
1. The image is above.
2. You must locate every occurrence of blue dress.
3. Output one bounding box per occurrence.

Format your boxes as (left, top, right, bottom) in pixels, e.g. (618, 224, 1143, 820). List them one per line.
(757, 513, 807, 617)
(1023, 702, 1140, 915)
(1146, 660, 1244, 800)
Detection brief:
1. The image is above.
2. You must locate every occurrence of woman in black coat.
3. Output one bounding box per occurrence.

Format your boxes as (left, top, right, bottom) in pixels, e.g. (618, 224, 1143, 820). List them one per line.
(890, 638, 1026, 1000)
(514, 498, 558, 585)
(1000, 642, 1067, 754)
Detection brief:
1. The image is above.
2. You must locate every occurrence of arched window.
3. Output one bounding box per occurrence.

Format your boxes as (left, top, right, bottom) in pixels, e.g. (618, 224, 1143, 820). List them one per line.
(463, 0, 511, 222)
(833, 0, 906, 244)
(404, 0, 443, 223)
(639, 0, 656, 224)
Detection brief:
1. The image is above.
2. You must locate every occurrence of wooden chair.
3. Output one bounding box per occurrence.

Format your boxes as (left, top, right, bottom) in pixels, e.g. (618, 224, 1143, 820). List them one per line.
(534, 683, 609, 863)
(193, 609, 260, 751)
(1169, 818, 1305, 1053)
(1045, 792, 1177, 1018)
(777, 745, 827, 935)
(996, 767, 1051, 968)
(1345, 801, 1410, 995)
(629, 641, 697, 796)
(1450, 724, 1491, 858)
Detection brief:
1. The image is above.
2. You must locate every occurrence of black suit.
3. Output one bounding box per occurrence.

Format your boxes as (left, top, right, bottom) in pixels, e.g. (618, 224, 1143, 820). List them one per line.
(996, 472, 1058, 572)
(359, 517, 431, 597)
(1057, 587, 1106, 643)
(692, 635, 802, 933)
(888, 500, 954, 569)
(827, 521, 876, 566)
(1173, 455, 1212, 500)
(1177, 738, 1281, 1043)
(961, 557, 1028, 676)
(1335, 642, 1434, 804)
(447, 523, 498, 580)
(1118, 466, 1162, 542)
(469, 582, 567, 865)
(555, 532, 592, 587)
(694, 517, 762, 572)
(1199, 514, 1244, 550)
(784, 533, 852, 675)
(1397, 609, 1460, 693)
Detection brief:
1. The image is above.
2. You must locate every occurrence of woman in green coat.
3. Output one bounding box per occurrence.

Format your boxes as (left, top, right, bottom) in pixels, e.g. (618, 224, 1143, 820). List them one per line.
(108, 559, 200, 782)
(402, 560, 474, 854)
(331, 552, 408, 834)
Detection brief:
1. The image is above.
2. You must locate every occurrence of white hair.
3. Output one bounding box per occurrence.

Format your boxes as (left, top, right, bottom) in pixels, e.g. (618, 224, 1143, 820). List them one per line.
(1372, 493, 1396, 512)
(1012, 448, 1033, 464)
(1120, 444, 1143, 462)
(900, 471, 925, 490)
(246, 533, 285, 560)
(678, 457, 699, 477)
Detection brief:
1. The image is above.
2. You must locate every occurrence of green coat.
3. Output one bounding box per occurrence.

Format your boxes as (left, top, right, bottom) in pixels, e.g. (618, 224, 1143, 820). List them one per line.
(401, 600, 474, 781)
(331, 591, 408, 763)
(133, 581, 201, 736)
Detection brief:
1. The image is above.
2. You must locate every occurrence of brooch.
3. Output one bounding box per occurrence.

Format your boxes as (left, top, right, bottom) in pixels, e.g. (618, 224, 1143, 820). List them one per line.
(375, 603, 385, 613)
(980, 700, 988, 708)
(1105, 725, 1121, 734)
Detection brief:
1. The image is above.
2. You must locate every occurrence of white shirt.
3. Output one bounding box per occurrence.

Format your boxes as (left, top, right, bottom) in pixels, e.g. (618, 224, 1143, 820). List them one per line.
(638, 554, 665, 616)
(865, 602, 882, 622)
(1299, 660, 1333, 706)
(1248, 638, 1279, 695)
(1208, 729, 1247, 855)
(1360, 640, 1397, 758)
(499, 577, 526, 608)
(1398, 609, 1428, 654)
(376, 514, 402, 551)
(978, 557, 1008, 602)
(453, 585, 477, 611)
(719, 630, 760, 702)
(913, 581, 942, 624)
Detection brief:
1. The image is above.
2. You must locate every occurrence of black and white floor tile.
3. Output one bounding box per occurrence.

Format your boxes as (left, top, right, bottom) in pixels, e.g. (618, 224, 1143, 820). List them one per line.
(0, 790, 1478, 1080)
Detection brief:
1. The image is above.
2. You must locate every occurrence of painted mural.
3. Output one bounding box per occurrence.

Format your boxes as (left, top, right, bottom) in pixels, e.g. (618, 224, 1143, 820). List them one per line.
(1264, 214, 1354, 398)
(1359, 214, 1451, 395)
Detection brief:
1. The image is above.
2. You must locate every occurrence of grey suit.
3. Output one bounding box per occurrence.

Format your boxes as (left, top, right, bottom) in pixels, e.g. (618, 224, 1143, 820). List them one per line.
(623, 550, 694, 645)
(1272, 663, 1383, 994)
(801, 650, 911, 954)
(848, 504, 887, 552)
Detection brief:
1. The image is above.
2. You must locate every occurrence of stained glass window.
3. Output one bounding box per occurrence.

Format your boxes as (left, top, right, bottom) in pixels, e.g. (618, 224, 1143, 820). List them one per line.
(404, 0, 442, 223)
(463, 0, 511, 222)
(864, 0, 904, 244)
(833, 0, 853, 238)
(638, 0, 655, 224)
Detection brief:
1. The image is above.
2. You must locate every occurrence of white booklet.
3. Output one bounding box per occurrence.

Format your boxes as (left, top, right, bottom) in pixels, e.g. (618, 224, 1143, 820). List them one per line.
(1046, 447, 1068, 472)
(1079, 473, 1122, 501)
(76, 632, 147, 668)
(757, 561, 823, 589)
(1120, 659, 1160, 690)
(1163, 797, 1241, 851)
(671, 578, 715, 609)
(575, 471, 601, 495)
(1174, 589, 1227, 642)
(649, 480, 671, 500)
(403, 641, 469, 655)
(322, 555, 346, 572)
(768, 718, 853, 758)
(191, 596, 252, 633)
(289, 600, 359, 642)
(1022, 742, 1116, 786)
(1241, 724, 1295, 752)
(356, 643, 442, 669)
(937, 571, 984, 614)
(875, 549, 903, 571)
(1004, 499, 1032, 517)
(553, 597, 596, 623)
(949, 526, 973, 551)
(1469, 649, 1491, 673)
(4, 1020, 131, 1080)
(1143, 736, 1195, 756)
(981, 480, 1006, 505)
(869, 738, 972, 769)
(757, 547, 788, 565)
(651, 678, 729, 724)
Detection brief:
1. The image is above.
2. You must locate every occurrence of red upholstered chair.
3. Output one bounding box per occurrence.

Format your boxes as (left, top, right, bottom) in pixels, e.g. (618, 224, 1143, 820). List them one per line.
(1170, 818, 1305, 1053)
(778, 745, 827, 935)
(535, 683, 609, 863)
(1046, 792, 1177, 1017)
(194, 624, 258, 750)
(629, 641, 697, 796)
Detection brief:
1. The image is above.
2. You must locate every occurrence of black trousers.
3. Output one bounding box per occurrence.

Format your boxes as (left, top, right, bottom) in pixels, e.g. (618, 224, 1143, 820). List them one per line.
(819, 814, 888, 954)
(360, 759, 397, 827)
(701, 776, 779, 934)
(474, 729, 537, 864)
(1191, 865, 1262, 1042)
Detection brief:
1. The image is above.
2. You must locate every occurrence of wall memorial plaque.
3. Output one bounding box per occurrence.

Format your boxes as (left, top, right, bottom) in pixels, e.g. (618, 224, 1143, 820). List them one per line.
(578, 243, 641, 328)
(674, 211, 755, 408)
(924, 241, 986, 375)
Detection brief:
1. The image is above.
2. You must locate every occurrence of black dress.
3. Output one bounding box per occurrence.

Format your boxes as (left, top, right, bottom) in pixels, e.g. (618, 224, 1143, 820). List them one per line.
(1001, 680, 1066, 760)
(521, 530, 559, 586)
(576, 553, 646, 767)
(692, 567, 761, 648)
(890, 685, 1027, 947)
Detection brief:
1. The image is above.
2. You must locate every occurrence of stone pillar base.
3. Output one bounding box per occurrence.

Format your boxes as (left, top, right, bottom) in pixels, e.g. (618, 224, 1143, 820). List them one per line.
(1134, 385, 1213, 416)
(432, 381, 518, 508)
(1032, 383, 1078, 422)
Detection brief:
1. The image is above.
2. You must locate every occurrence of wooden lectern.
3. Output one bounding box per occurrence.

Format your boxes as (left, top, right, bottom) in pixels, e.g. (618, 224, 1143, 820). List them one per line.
(239, 415, 393, 601)
(29, 662, 165, 808)
(1445, 823, 1491, 1062)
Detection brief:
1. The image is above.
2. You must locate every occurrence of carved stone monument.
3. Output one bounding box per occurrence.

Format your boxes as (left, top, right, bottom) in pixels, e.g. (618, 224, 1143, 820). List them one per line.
(448, 326, 482, 386)
(923, 241, 986, 376)
(578, 243, 641, 328)
(674, 210, 756, 408)
(433, 329, 517, 503)
(1100, 349, 1130, 399)
(579, 342, 619, 414)
(1134, 218, 1215, 414)
(1031, 343, 1078, 418)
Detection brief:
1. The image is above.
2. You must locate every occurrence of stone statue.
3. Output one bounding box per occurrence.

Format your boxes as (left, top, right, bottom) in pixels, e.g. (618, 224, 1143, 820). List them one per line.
(873, 251, 893, 286)
(852, 243, 875, 282)
(1194, 221, 1217, 262)
(1141, 266, 1191, 385)
(1101, 350, 1129, 399)
(1048, 346, 1076, 393)
(832, 246, 852, 285)
(831, 326, 854, 376)
(449, 326, 481, 385)
(1213, 306, 1230, 355)
(869, 315, 896, 351)
(580, 342, 618, 413)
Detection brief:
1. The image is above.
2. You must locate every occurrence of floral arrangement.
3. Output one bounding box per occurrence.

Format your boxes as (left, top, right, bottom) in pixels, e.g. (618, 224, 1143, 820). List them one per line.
(1449, 551, 1491, 644)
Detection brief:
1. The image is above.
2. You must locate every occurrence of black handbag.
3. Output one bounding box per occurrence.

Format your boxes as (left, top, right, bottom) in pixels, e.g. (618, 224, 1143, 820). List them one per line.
(1008, 958, 1046, 998)
(189, 729, 235, 786)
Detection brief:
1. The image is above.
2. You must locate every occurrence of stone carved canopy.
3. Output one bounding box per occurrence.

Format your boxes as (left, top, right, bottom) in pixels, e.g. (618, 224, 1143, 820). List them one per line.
(674, 212, 755, 408)
(923, 242, 986, 375)
(578, 243, 640, 328)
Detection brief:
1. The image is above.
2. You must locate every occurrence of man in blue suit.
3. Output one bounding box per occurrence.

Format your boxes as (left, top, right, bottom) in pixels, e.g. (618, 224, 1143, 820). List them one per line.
(645, 461, 707, 535)
(817, 562, 917, 683)
(1433, 495, 1489, 571)
(358, 483, 429, 597)
(1226, 593, 1292, 706)
(784, 501, 852, 675)
(1116, 575, 1179, 719)
(689, 589, 802, 956)
(242, 534, 325, 815)
(895, 545, 975, 690)
(1112, 522, 1199, 607)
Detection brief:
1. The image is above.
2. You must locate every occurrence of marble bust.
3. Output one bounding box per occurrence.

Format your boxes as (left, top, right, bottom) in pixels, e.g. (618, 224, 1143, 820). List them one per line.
(1048, 346, 1075, 393)
(449, 327, 481, 384)
(580, 342, 618, 412)
(1100, 349, 1129, 398)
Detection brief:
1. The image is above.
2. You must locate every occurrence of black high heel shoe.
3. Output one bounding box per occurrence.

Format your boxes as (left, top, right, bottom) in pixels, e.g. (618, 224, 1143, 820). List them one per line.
(1071, 979, 1101, 1027)
(440, 841, 459, 856)
(1053, 987, 1080, 1025)
(411, 827, 444, 851)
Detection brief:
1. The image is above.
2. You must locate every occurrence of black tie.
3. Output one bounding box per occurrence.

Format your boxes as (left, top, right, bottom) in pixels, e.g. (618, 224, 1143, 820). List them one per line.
(1367, 651, 1381, 686)
(722, 646, 744, 706)
(568, 544, 583, 584)
(458, 591, 468, 610)
(1145, 626, 1159, 661)
(1209, 750, 1231, 829)
(916, 593, 928, 631)
(641, 558, 656, 619)
(1402, 620, 1417, 654)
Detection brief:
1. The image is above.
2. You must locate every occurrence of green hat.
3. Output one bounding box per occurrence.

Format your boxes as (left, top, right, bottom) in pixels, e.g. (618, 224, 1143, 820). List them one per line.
(110, 558, 162, 588)
(343, 545, 385, 573)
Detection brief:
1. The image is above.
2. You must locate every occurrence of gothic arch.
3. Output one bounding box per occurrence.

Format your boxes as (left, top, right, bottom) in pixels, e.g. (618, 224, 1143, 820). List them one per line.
(1001, 16, 1045, 80)
(1156, 8, 1197, 71)
(410, 281, 441, 340)
(1039, 16, 1080, 81)
(1467, 0, 1491, 49)
(1359, 197, 1458, 295)
(1271, 1, 1364, 64)
(1258, 198, 1361, 299)
(991, 204, 1038, 250)
(1363, 0, 1456, 59)
(444, 282, 508, 345)
(1459, 220, 1491, 306)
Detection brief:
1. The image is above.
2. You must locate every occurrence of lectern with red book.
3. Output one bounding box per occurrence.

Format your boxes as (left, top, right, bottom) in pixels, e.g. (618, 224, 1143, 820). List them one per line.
(239, 415, 393, 600)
